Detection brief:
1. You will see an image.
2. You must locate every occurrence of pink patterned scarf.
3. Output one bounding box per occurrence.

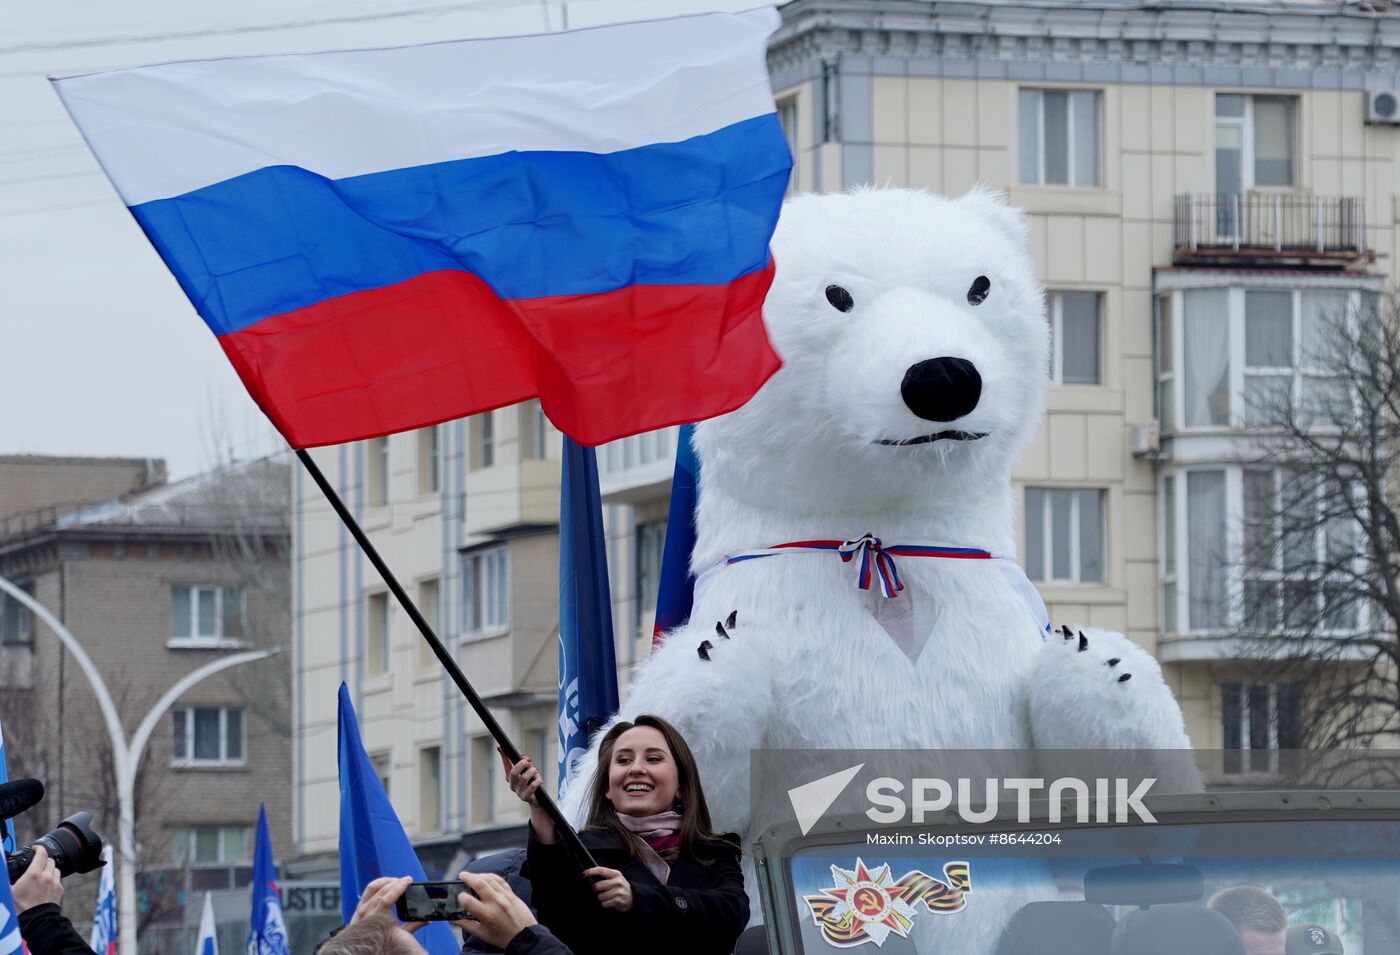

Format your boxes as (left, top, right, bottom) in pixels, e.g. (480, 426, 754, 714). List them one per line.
(617, 810, 683, 885)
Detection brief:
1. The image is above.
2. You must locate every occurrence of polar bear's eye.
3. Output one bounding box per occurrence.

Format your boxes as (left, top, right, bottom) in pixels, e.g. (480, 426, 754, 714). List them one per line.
(825, 285, 855, 313)
(967, 276, 991, 306)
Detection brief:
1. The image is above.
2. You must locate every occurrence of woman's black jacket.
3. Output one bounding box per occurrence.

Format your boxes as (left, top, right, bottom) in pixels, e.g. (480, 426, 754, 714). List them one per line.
(524, 826, 748, 955)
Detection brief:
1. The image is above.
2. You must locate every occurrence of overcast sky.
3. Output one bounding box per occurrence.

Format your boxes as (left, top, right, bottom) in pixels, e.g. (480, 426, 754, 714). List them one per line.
(0, 0, 763, 479)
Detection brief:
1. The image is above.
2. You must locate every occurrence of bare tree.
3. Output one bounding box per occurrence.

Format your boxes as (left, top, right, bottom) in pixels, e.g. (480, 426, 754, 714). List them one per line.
(198, 399, 293, 737)
(1233, 290, 1400, 768)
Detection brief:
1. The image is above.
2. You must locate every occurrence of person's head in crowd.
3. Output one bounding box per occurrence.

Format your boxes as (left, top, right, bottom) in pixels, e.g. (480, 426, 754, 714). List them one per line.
(585, 714, 727, 860)
(1286, 923, 1344, 955)
(316, 914, 423, 955)
(1208, 886, 1288, 955)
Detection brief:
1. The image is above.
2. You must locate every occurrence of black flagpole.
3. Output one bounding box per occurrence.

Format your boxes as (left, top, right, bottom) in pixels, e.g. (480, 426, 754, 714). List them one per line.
(295, 448, 597, 869)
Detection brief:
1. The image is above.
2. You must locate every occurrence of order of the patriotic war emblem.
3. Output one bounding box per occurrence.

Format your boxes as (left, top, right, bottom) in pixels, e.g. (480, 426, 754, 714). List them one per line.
(803, 858, 971, 948)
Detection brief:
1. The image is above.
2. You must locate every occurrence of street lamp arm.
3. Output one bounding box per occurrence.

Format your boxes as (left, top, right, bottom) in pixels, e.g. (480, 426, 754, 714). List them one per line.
(0, 575, 126, 762)
(128, 647, 281, 765)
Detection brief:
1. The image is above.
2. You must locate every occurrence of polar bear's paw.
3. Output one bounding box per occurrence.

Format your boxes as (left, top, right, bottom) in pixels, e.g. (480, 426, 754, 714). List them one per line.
(1029, 625, 1195, 756)
(696, 610, 739, 662)
(1049, 624, 1144, 689)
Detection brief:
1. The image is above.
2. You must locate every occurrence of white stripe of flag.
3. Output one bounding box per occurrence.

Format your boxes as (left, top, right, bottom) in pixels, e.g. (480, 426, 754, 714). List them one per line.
(52, 7, 780, 206)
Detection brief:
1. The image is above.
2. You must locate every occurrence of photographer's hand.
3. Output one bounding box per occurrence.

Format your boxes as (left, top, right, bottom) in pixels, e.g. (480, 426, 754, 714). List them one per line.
(12, 846, 63, 913)
(350, 875, 425, 933)
(454, 871, 537, 948)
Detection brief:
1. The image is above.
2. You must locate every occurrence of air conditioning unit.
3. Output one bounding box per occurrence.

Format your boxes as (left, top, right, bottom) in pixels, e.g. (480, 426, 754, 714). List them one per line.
(1366, 90, 1400, 125)
(1129, 421, 1160, 458)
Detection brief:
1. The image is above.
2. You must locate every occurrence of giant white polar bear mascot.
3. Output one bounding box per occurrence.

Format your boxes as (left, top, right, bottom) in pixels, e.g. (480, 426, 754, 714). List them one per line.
(561, 187, 1193, 948)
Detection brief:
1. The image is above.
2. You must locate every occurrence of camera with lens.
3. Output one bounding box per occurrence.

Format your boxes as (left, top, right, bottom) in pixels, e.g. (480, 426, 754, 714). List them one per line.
(1, 778, 105, 884)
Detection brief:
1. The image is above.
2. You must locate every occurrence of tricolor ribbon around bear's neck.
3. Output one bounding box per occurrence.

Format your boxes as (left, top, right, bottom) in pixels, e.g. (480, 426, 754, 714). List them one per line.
(699, 533, 1051, 636)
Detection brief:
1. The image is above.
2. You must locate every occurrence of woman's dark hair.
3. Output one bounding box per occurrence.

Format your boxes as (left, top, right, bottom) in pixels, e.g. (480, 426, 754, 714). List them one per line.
(584, 714, 733, 862)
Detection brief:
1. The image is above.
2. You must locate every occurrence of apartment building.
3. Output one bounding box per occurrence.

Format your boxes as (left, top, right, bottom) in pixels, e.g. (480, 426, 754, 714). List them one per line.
(0, 455, 292, 953)
(290, 0, 1400, 869)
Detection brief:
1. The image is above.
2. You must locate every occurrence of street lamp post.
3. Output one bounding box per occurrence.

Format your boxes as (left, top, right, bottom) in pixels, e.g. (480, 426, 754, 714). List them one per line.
(0, 576, 279, 955)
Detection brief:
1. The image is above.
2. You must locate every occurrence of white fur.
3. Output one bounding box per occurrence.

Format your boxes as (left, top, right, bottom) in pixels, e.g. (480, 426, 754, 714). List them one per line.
(560, 188, 1194, 949)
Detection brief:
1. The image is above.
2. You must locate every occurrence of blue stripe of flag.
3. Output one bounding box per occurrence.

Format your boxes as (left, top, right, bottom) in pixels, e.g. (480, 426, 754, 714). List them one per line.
(129, 115, 788, 337)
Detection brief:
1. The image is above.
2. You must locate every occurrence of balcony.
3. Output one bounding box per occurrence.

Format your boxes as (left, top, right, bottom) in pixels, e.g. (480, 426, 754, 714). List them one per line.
(599, 427, 678, 505)
(1173, 194, 1370, 268)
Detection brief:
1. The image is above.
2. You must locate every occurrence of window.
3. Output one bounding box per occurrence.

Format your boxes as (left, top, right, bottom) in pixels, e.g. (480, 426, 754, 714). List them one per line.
(472, 413, 494, 470)
(1156, 294, 1175, 432)
(367, 592, 389, 676)
(1161, 476, 1177, 634)
(1243, 290, 1293, 426)
(1024, 488, 1106, 585)
(419, 746, 442, 833)
(470, 736, 494, 826)
(0, 582, 33, 647)
(1216, 94, 1296, 193)
(523, 401, 549, 460)
(462, 547, 508, 634)
(1161, 287, 1363, 432)
(777, 95, 799, 197)
(1048, 291, 1102, 385)
(172, 707, 245, 766)
(170, 585, 244, 646)
(171, 826, 251, 865)
(417, 427, 440, 495)
(634, 521, 667, 630)
(1222, 682, 1302, 774)
(1243, 470, 1362, 634)
(1185, 470, 1228, 631)
(372, 753, 392, 797)
(416, 578, 440, 669)
(1163, 466, 1368, 636)
(1018, 89, 1100, 187)
(367, 437, 389, 507)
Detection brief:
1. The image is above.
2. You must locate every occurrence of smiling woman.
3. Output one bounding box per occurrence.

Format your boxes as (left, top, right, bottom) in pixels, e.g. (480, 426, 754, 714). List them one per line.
(501, 715, 748, 955)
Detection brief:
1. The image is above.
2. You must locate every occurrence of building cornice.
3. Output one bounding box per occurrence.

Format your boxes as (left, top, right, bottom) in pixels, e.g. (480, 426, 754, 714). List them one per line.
(771, 0, 1400, 81)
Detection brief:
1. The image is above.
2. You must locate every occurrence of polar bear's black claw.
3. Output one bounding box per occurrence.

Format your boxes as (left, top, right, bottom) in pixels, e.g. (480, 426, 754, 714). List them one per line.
(1107, 657, 1121, 667)
(1118, 673, 1132, 683)
(716, 621, 730, 640)
(697, 640, 713, 661)
(1077, 632, 1088, 652)
(725, 610, 738, 630)
(1060, 624, 1074, 641)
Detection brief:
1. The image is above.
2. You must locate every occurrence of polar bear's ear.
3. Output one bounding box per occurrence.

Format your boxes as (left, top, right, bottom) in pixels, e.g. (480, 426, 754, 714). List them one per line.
(957, 185, 1029, 248)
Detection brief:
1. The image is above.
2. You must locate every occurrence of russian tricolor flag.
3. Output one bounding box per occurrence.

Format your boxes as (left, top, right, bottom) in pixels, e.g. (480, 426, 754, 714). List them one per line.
(52, 9, 788, 447)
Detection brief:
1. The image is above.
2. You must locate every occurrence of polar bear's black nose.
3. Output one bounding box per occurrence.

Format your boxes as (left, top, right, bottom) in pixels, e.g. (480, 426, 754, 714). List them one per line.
(901, 357, 981, 422)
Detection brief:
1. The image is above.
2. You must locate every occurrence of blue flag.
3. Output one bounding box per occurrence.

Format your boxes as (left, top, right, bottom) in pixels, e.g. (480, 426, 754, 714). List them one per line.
(0, 715, 14, 852)
(246, 805, 289, 955)
(337, 684, 457, 954)
(0, 845, 21, 955)
(557, 436, 618, 798)
(89, 846, 116, 955)
(651, 424, 700, 650)
(196, 891, 218, 955)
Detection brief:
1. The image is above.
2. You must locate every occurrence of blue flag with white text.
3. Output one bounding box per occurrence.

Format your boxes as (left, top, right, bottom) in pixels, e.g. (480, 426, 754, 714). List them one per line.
(89, 846, 116, 955)
(246, 805, 289, 955)
(0, 845, 22, 955)
(557, 436, 618, 797)
(337, 684, 457, 954)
